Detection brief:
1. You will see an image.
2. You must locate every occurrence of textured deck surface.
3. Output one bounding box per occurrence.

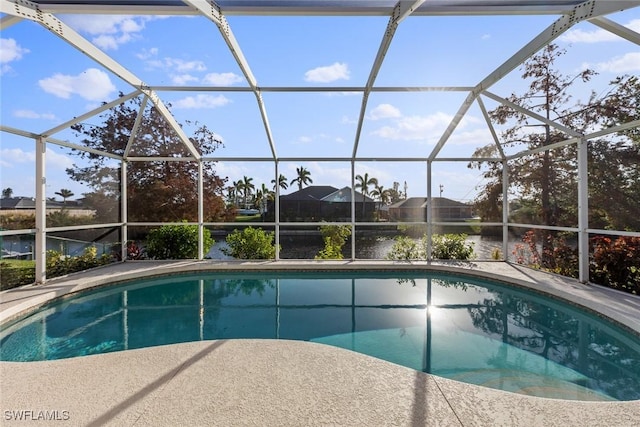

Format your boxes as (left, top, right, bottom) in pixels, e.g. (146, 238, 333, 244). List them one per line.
(2, 261, 639, 426)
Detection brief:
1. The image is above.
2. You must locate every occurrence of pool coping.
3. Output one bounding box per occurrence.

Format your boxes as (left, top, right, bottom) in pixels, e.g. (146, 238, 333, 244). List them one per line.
(1, 260, 640, 426)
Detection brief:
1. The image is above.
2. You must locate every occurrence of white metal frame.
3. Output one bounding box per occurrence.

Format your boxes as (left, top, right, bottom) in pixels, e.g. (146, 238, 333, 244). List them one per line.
(0, 1, 639, 284)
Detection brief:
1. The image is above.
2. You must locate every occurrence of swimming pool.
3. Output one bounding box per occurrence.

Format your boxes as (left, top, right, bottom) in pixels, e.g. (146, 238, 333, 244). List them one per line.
(1, 270, 639, 401)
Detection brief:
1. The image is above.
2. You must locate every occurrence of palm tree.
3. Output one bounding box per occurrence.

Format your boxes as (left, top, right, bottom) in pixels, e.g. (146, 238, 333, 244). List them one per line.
(355, 173, 378, 219)
(2, 187, 13, 199)
(271, 174, 288, 193)
(232, 180, 243, 207)
(55, 188, 75, 205)
(254, 183, 273, 219)
(290, 166, 313, 191)
(371, 183, 390, 221)
(241, 176, 255, 208)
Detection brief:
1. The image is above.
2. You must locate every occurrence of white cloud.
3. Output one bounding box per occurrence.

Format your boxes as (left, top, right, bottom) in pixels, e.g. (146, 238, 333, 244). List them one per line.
(172, 94, 231, 109)
(92, 33, 133, 51)
(172, 74, 199, 85)
(136, 47, 159, 60)
(0, 148, 34, 168)
(38, 68, 116, 101)
(371, 111, 454, 141)
(297, 136, 312, 144)
(46, 148, 75, 171)
(166, 58, 206, 72)
(368, 104, 402, 120)
(594, 52, 640, 73)
(447, 127, 493, 146)
(304, 62, 350, 83)
(203, 72, 244, 86)
(13, 110, 57, 121)
(62, 15, 150, 50)
(0, 148, 72, 170)
(0, 38, 29, 75)
(560, 19, 640, 43)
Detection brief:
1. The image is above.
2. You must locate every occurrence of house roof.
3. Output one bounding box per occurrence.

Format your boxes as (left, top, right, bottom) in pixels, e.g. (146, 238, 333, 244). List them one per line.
(0, 197, 82, 210)
(280, 186, 375, 203)
(280, 186, 339, 201)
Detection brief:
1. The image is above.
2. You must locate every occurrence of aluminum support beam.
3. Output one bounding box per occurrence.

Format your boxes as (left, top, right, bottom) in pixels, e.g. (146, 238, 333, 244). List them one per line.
(42, 91, 141, 138)
(198, 162, 205, 259)
(0, 0, 201, 160)
(121, 161, 128, 261)
(426, 160, 433, 260)
(184, 0, 278, 159)
(350, 160, 356, 260)
(0, 12, 22, 29)
(589, 15, 640, 46)
(32, 1, 604, 17)
(482, 91, 584, 138)
(275, 162, 280, 260)
(428, 0, 634, 160)
(502, 160, 509, 260)
(35, 137, 47, 284)
(124, 96, 150, 158)
(352, 0, 424, 158)
(577, 138, 589, 283)
(477, 96, 507, 160)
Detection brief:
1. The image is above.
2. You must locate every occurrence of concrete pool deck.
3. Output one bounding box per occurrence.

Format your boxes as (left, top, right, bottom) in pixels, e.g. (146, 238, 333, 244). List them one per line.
(1, 260, 640, 426)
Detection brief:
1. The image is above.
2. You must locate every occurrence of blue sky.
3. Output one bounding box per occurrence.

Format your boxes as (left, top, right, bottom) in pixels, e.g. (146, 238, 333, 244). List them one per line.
(1, 6, 639, 203)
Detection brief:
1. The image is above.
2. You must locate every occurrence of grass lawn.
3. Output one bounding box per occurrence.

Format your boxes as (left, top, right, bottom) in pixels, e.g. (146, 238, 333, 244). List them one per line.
(234, 214, 262, 222)
(0, 259, 36, 290)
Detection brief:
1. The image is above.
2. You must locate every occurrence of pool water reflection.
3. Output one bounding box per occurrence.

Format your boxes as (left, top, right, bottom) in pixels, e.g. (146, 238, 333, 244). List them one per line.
(1, 271, 639, 401)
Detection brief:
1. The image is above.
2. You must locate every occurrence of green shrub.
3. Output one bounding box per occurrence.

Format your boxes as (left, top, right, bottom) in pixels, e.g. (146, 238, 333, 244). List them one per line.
(315, 224, 352, 260)
(222, 227, 278, 259)
(386, 235, 426, 260)
(46, 246, 111, 278)
(431, 233, 475, 260)
(146, 222, 213, 259)
(386, 233, 475, 261)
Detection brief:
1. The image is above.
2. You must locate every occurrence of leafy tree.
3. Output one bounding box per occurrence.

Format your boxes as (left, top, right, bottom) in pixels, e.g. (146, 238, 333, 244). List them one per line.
(290, 166, 313, 191)
(582, 75, 640, 231)
(55, 188, 74, 205)
(145, 222, 213, 259)
(2, 188, 13, 199)
(469, 43, 639, 268)
(68, 94, 233, 223)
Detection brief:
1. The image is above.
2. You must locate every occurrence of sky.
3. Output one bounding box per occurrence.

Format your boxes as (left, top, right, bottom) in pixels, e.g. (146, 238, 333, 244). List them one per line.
(1, 5, 639, 204)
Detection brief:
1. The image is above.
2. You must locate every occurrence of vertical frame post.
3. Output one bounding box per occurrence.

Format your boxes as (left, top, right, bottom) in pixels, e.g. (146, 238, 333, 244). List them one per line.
(121, 160, 128, 261)
(577, 138, 589, 283)
(275, 161, 280, 260)
(502, 159, 509, 260)
(426, 160, 432, 261)
(198, 160, 204, 260)
(35, 137, 47, 284)
(350, 160, 356, 260)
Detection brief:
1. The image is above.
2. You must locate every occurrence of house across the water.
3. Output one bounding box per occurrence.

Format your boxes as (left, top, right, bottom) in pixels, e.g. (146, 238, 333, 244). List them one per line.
(387, 197, 474, 222)
(277, 186, 376, 222)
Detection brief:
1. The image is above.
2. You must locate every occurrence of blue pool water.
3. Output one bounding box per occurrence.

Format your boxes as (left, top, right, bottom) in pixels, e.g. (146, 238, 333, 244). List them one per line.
(1, 271, 639, 401)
